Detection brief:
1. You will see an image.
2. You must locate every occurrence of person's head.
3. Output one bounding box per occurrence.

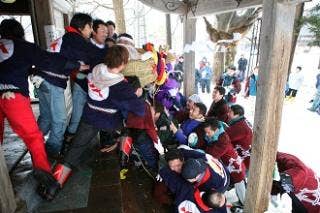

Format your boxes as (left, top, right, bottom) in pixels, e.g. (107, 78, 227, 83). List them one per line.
(178, 56, 184, 63)
(0, 19, 25, 39)
(296, 66, 302, 72)
(203, 118, 220, 138)
(189, 102, 207, 120)
(253, 66, 259, 75)
(228, 104, 244, 120)
(199, 61, 206, 69)
(202, 191, 226, 208)
(126, 76, 142, 97)
(70, 13, 93, 39)
(117, 33, 134, 46)
(92, 19, 108, 44)
(187, 94, 201, 110)
(240, 54, 244, 58)
(227, 66, 236, 76)
(181, 158, 207, 183)
(104, 45, 129, 72)
(165, 149, 184, 173)
(105, 37, 116, 47)
(212, 86, 225, 102)
(106, 20, 116, 37)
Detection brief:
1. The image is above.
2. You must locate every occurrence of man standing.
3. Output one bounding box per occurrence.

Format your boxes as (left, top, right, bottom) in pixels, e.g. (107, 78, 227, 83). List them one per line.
(198, 59, 213, 94)
(237, 54, 247, 82)
(286, 66, 304, 101)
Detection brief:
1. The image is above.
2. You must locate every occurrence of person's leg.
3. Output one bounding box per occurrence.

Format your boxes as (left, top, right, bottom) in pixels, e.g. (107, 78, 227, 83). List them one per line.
(285, 88, 291, 97)
(134, 132, 159, 172)
(201, 79, 205, 93)
(235, 180, 246, 205)
(206, 79, 211, 94)
(291, 89, 298, 97)
(3, 93, 51, 173)
(46, 83, 67, 156)
(37, 81, 52, 136)
(63, 120, 99, 168)
(67, 83, 87, 134)
(309, 88, 320, 111)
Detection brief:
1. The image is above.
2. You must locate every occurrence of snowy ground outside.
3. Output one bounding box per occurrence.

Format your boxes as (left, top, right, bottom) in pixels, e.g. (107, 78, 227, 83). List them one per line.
(196, 47, 320, 175)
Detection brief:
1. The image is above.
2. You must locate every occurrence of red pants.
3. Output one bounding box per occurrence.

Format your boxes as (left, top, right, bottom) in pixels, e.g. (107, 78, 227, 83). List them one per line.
(0, 93, 51, 173)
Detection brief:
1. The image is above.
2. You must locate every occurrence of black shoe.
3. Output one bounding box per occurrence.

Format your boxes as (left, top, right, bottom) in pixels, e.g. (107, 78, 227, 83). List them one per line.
(33, 169, 60, 201)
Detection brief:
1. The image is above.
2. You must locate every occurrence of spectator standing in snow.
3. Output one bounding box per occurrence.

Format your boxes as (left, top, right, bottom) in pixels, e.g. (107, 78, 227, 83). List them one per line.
(285, 66, 304, 101)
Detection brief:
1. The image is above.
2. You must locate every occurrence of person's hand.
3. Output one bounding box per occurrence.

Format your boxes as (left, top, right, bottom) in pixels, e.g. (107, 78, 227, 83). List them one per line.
(155, 174, 163, 182)
(170, 122, 178, 134)
(154, 138, 165, 155)
(135, 88, 143, 97)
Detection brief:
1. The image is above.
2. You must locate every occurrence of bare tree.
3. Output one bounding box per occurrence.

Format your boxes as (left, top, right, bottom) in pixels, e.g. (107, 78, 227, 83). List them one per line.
(204, 8, 261, 80)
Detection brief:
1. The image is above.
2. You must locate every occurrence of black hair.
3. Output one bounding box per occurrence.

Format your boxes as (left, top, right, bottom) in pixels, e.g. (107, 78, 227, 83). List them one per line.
(165, 149, 184, 163)
(203, 117, 220, 131)
(92, 19, 107, 32)
(296, 66, 302, 70)
(106, 20, 116, 28)
(194, 102, 207, 116)
(230, 104, 244, 116)
(105, 37, 116, 43)
(0, 19, 25, 39)
(202, 191, 225, 208)
(125, 76, 141, 90)
(70, 13, 92, 31)
(214, 86, 226, 96)
(118, 33, 133, 40)
(228, 66, 236, 71)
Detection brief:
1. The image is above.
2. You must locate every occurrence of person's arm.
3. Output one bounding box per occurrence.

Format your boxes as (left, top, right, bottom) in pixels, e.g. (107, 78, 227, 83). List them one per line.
(29, 42, 82, 75)
(205, 135, 229, 159)
(170, 122, 188, 145)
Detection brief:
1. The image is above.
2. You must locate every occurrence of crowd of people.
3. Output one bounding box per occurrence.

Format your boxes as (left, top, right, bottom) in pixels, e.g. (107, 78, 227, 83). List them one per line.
(1, 12, 320, 213)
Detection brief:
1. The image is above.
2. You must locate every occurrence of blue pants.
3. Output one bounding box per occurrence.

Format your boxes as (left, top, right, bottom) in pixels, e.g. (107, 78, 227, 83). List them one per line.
(133, 131, 159, 172)
(67, 83, 87, 134)
(310, 87, 320, 111)
(37, 80, 67, 155)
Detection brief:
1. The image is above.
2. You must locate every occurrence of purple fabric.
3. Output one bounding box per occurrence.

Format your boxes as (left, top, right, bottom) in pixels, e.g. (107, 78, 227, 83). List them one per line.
(175, 119, 201, 145)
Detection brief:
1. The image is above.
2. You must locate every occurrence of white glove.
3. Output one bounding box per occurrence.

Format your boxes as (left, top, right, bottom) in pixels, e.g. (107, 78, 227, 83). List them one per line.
(154, 139, 165, 155)
(1, 92, 15, 100)
(155, 174, 163, 182)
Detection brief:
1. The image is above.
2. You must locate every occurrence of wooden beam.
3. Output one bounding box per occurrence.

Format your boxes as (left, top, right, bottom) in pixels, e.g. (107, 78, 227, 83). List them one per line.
(32, 0, 54, 48)
(166, 14, 172, 48)
(0, 148, 16, 213)
(244, 0, 298, 212)
(138, 0, 263, 17)
(183, 17, 196, 97)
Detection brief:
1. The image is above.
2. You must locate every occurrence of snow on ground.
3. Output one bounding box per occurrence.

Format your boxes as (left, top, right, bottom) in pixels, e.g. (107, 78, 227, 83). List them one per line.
(195, 48, 320, 175)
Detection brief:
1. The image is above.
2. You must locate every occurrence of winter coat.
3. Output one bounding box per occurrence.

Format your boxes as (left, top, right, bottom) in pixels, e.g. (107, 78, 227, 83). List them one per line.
(200, 66, 213, 80)
(204, 131, 246, 184)
(288, 71, 304, 90)
(174, 119, 203, 145)
(238, 58, 247, 71)
(245, 74, 258, 97)
(0, 38, 79, 96)
(226, 116, 253, 168)
(207, 99, 230, 123)
(277, 152, 320, 212)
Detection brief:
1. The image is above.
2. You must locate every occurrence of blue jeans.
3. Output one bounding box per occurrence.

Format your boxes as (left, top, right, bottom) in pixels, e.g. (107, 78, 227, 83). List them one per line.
(67, 83, 87, 134)
(310, 87, 320, 111)
(37, 80, 67, 155)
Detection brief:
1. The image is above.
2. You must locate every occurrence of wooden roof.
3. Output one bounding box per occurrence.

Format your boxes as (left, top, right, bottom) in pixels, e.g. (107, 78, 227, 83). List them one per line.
(138, 0, 263, 17)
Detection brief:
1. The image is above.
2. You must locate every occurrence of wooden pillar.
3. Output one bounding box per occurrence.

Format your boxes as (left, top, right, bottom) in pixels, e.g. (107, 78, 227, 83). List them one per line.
(183, 17, 196, 97)
(166, 14, 172, 48)
(244, 1, 301, 212)
(32, 0, 54, 48)
(0, 148, 16, 213)
(112, 0, 126, 34)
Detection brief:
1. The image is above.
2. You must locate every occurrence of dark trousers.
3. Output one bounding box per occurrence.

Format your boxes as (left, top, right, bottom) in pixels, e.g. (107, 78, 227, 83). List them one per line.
(63, 120, 100, 167)
(131, 130, 159, 171)
(200, 79, 211, 94)
(286, 88, 298, 97)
